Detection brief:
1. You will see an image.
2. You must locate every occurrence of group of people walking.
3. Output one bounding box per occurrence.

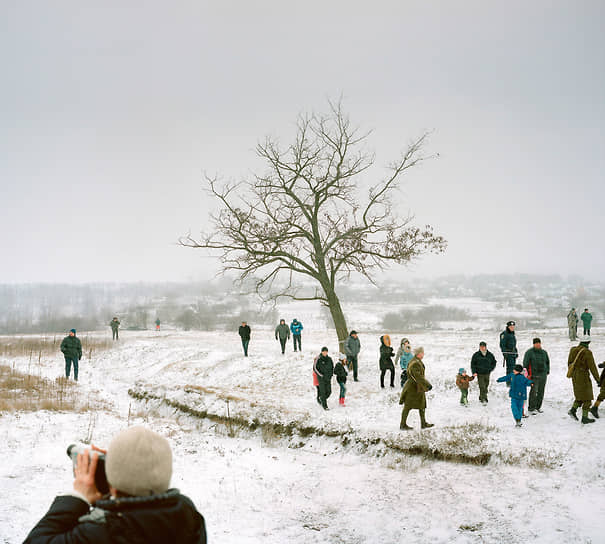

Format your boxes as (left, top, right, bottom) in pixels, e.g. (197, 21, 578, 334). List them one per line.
(237, 318, 305, 356)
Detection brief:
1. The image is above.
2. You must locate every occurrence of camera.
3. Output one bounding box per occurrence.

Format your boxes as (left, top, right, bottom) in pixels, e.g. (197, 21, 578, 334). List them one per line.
(66, 444, 110, 494)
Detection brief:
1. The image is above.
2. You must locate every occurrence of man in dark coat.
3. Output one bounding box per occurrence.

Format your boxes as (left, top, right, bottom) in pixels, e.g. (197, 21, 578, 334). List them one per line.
(275, 319, 290, 354)
(24, 426, 207, 544)
(568, 337, 600, 424)
(499, 320, 518, 376)
(60, 329, 82, 381)
(313, 346, 334, 410)
(581, 308, 593, 336)
(344, 330, 361, 381)
(523, 337, 550, 414)
(471, 341, 497, 404)
(379, 335, 395, 388)
(238, 321, 251, 356)
(109, 317, 120, 341)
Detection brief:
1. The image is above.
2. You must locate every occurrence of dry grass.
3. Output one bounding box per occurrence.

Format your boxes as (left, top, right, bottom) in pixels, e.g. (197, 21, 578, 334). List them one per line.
(0, 334, 112, 361)
(0, 364, 92, 412)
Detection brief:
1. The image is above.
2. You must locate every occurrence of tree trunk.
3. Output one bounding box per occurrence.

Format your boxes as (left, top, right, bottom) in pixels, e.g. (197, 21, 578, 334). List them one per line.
(324, 287, 349, 353)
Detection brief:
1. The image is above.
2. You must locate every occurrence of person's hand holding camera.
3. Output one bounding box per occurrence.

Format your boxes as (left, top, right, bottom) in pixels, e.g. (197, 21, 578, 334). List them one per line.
(73, 449, 103, 504)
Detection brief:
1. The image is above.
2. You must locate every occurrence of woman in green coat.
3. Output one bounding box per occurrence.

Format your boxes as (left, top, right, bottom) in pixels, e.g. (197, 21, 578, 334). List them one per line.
(399, 347, 434, 430)
(568, 338, 600, 424)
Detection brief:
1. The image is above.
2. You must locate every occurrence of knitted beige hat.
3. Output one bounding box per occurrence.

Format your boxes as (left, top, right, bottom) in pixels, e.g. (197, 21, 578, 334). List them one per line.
(413, 346, 424, 356)
(105, 426, 172, 496)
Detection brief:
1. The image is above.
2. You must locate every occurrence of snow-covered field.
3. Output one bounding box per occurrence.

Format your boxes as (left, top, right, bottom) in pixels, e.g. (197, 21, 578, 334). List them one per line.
(2, 324, 605, 543)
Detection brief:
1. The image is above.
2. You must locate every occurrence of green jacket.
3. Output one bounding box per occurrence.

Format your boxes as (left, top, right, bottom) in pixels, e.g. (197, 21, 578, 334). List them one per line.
(110, 319, 120, 331)
(522, 347, 550, 376)
(60, 335, 82, 360)
(568, 345, 599, 401)
(399, 356, 431, 409)
(581, 312, 592, 327)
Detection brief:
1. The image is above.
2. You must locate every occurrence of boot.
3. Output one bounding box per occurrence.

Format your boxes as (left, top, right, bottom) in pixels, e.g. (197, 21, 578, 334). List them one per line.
(568, 406, 579, 421)
(590, 405, 599, 419)
(400, 407, 412, 430)
(420, 409, 434, 429)
(581, 409, 595, 424)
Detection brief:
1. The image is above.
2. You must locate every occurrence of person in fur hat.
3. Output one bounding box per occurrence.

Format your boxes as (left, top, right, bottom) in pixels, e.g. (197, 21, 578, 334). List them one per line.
(24, 426, 207, 543)
(379, 335, 395, 388)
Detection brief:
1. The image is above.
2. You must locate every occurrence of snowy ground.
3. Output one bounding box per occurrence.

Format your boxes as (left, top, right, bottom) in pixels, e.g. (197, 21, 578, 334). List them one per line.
(1, 325, 605, 543)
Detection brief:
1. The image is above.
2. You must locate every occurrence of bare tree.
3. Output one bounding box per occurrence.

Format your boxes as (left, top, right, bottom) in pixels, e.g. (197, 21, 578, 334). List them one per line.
(181, 102, 446, 349)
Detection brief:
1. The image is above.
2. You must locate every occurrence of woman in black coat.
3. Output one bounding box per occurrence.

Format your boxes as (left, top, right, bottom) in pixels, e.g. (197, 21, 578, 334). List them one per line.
(379, 335, 395, 388)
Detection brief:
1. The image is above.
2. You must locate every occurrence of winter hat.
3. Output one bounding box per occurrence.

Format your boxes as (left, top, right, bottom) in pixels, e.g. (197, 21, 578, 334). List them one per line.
(321, 346, 329, 352)
(579, 335, 592, 343)
(413, 346, 424, 356)
(479, 341, 487, 347)
(506, 320, 515, 327)
(458, 368, 465, 374)
(105, 426, 172, 497)
(382, 334, 391, 346)
(70, 329, 76, 334)
(533, 338, 541, 345)
(514, 364, 523, 373)
(401, 337, 410, 346)
(350, 330, 357, 335)
(337, 352, 346, 361)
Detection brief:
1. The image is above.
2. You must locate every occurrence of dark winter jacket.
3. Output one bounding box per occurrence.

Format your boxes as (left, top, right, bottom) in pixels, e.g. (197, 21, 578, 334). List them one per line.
(522, 347, 550, 376)
(470, 350, 497, 375)
(314, 354, 334, 380)
(334, 361, 348, 384)
(238, 325, 251, 341)
(497, 373, 533, 400)
(23, 489, 207, 544)
(499, 329, 518, 358)
(344, 334, 361, 357)
(275, 323, 290, 340)
(290, 320, 303, 335)
(581, 312, 593, 328)
(379, 336, 395, 371)
(60, 335, 82, 360)
(110, 319, 120, 331)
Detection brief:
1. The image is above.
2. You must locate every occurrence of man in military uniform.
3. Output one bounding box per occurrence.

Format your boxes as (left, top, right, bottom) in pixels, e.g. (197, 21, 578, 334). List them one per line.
(567, 336, 600, 424)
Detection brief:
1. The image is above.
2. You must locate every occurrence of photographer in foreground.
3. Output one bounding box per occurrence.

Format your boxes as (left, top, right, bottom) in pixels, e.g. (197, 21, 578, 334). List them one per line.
(24, 426, 207, 543)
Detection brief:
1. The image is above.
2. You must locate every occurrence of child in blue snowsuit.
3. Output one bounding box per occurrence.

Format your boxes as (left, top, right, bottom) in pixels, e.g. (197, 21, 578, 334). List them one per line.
(497, 364, 533, 427)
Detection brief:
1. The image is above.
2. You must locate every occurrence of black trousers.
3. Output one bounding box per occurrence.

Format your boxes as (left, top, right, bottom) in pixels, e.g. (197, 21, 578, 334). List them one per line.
(318, 378, 332, 407)
(293, 335, 301, 351)
(279, 337, 287, 353)
(380, 364, 394, 387)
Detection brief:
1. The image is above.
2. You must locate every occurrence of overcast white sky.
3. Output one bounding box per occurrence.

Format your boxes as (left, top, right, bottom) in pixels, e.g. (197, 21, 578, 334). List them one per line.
(1, 1, 603, 283)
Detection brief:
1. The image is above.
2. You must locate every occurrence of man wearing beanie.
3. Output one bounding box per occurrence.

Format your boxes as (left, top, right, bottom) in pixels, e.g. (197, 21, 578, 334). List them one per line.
(60, 328, 82, 381)
(522, 338, 550, 414)
(313, 346, 334, 410)
(24, 426, 207, 543)
(344, 330, 361, 381)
